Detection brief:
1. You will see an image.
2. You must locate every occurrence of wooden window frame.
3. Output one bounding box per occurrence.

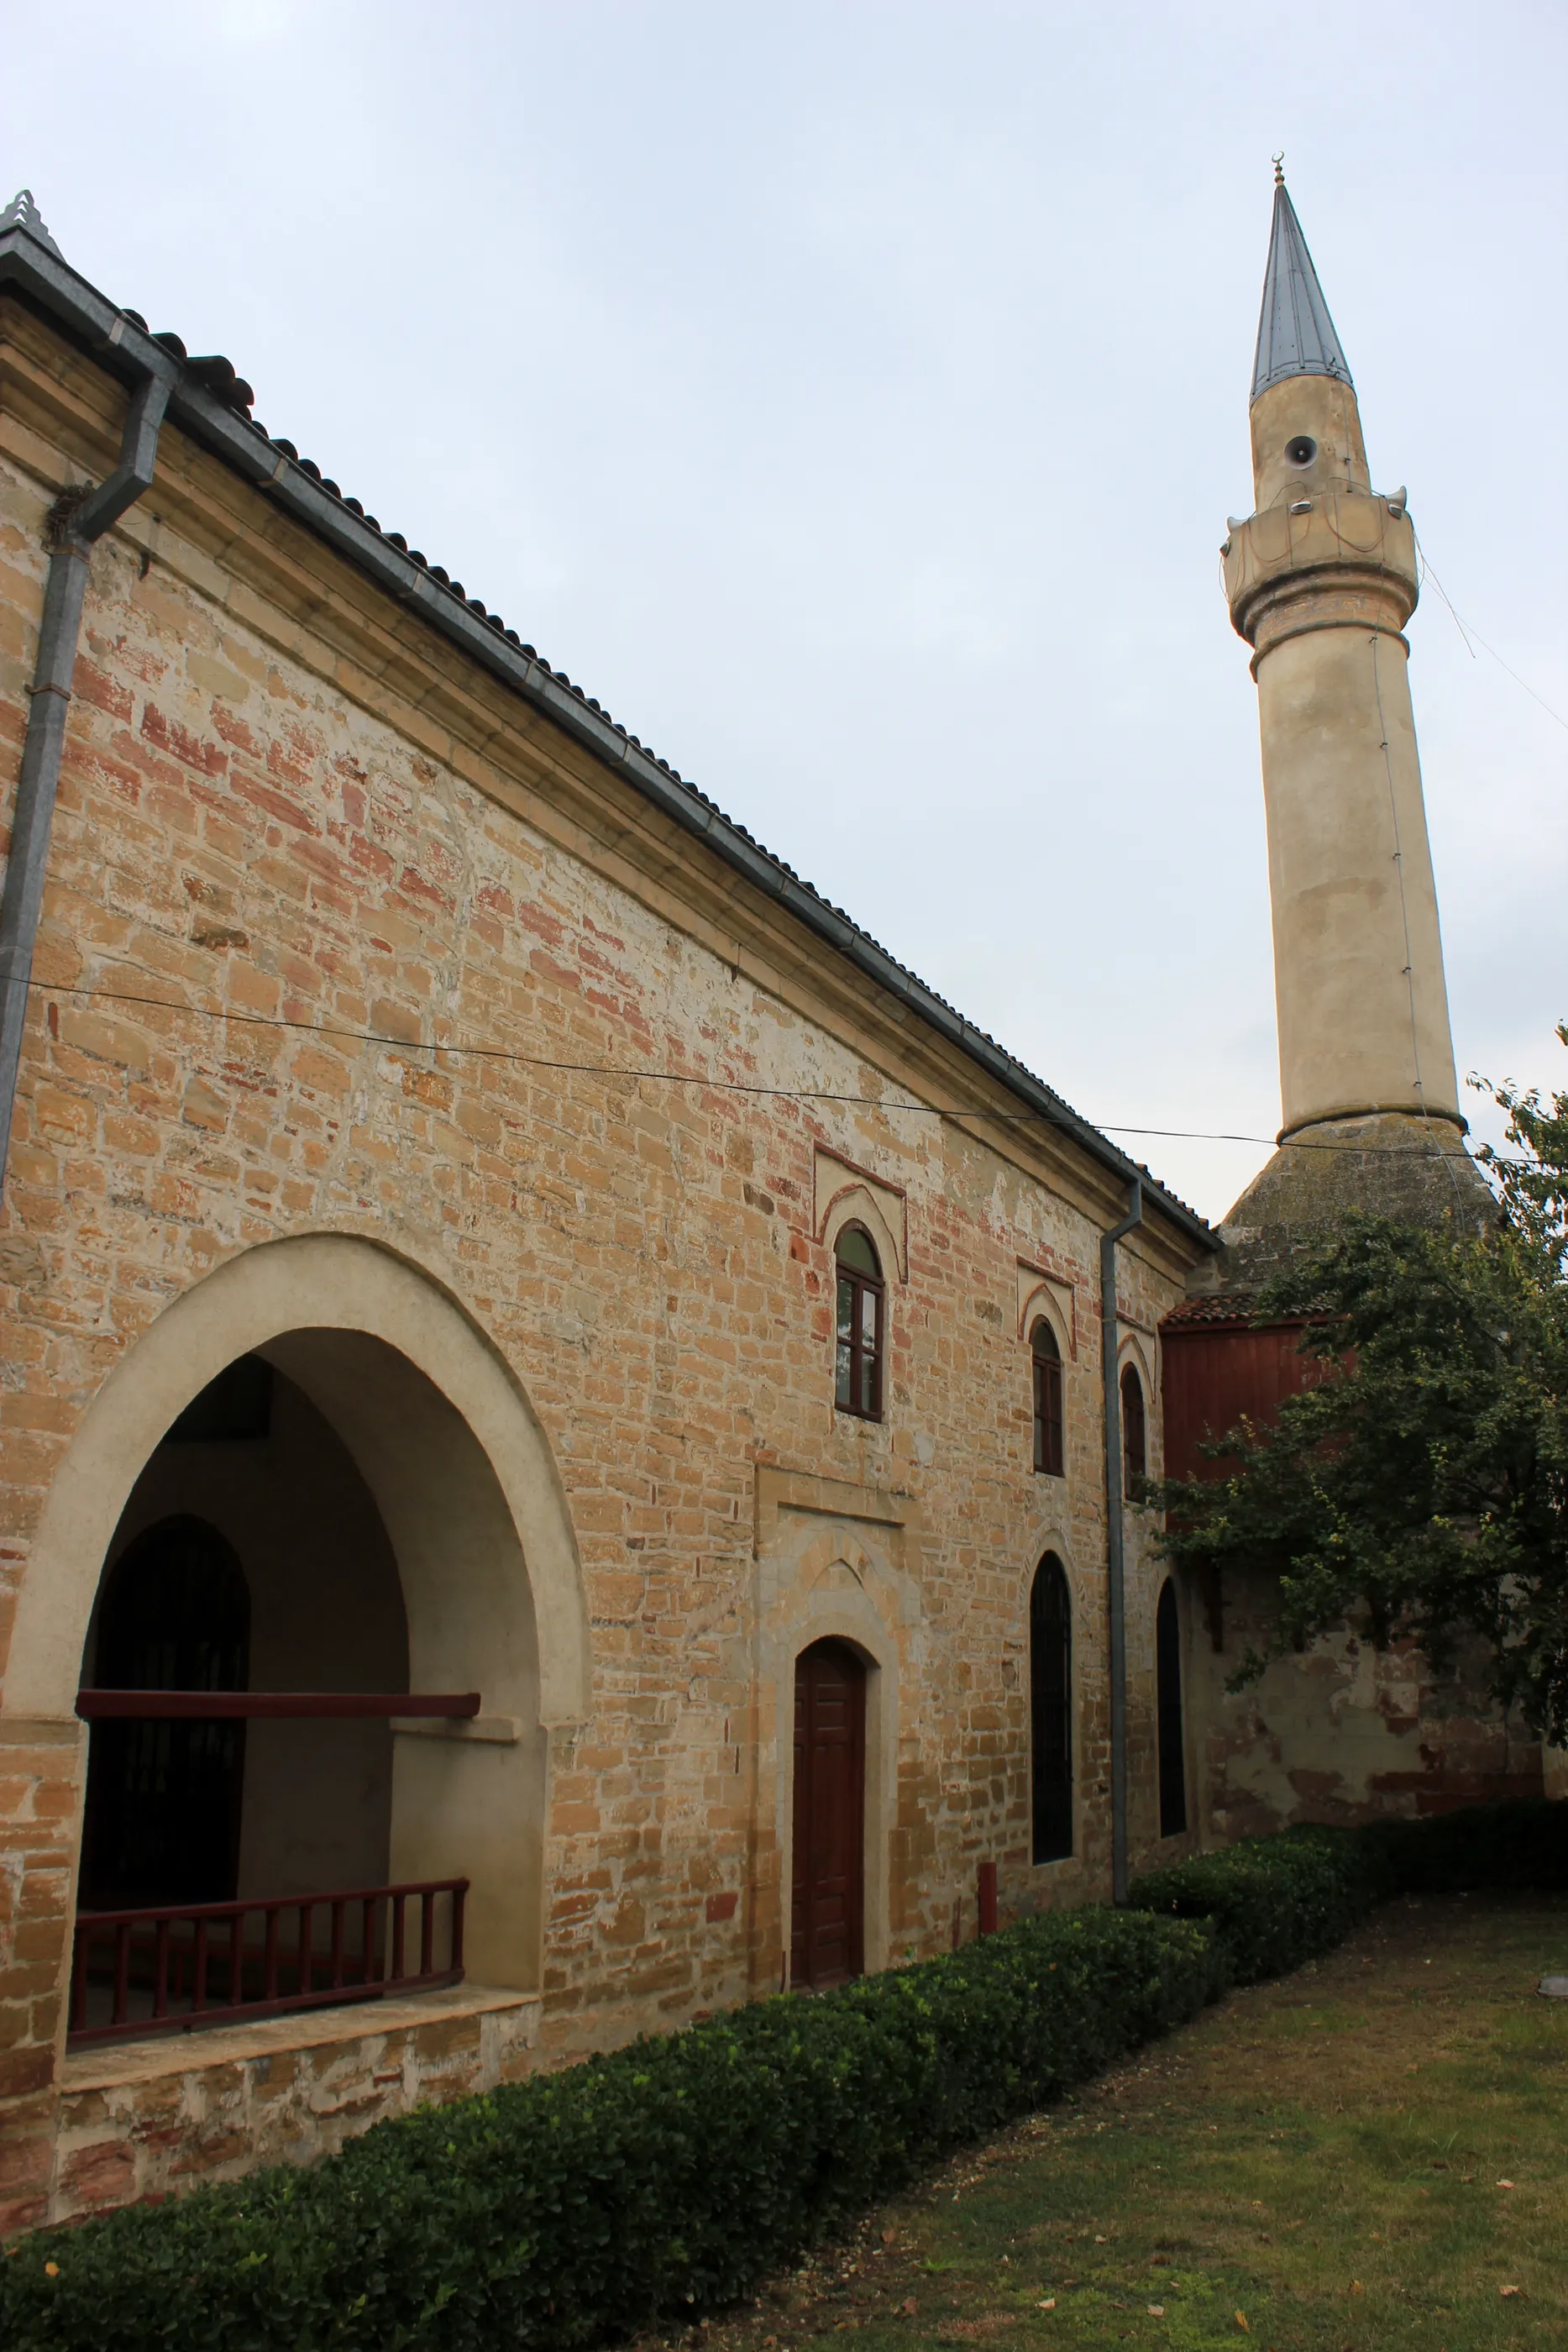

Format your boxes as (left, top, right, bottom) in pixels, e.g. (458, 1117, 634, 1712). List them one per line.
(834, 1230, 884, 1421)
(1156, 1578, 1188, 1838)
(1029, 1552, 1073, 1864)
(1030, 1320, 1064, 1478)
(1120, 1362, 1147, 1500)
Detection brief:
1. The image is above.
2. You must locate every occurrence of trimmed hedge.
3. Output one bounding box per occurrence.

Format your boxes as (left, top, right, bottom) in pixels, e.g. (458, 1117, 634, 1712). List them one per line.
(1130, 1799, 1568, 1986)
(0, 1908, 1215, 2352)
(1364, 1796, 1568, 1894)
(3, 1798, 1560, 2350)
(1129, 1822, 1381, 1985)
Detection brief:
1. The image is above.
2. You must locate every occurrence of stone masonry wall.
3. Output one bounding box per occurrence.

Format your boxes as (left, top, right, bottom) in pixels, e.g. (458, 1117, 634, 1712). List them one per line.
(0, 305, 1201, 2228)
(49, 1988, 539, 2228)
(1187, 1573, 1545, 1841)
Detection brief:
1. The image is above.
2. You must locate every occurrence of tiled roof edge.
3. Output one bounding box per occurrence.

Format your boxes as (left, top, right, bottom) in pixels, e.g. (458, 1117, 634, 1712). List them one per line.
(0, 220, 1216, 1250)
(1160, 1298, 1319, 1328)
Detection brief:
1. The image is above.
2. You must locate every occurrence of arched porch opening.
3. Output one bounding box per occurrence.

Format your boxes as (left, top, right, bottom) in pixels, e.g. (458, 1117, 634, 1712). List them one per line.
(3, 1235, 590, 2055)
(80, 1356, 415, 1915)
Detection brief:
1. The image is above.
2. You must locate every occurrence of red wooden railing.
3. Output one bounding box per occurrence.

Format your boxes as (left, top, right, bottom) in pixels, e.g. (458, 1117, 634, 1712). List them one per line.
(68, 1877, 468, 2048)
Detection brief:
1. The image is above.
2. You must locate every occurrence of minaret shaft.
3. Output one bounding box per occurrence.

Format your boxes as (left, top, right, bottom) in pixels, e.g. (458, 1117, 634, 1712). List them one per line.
(1225, 183, 1461, 1141)
(1255, 618, 1460, 1133)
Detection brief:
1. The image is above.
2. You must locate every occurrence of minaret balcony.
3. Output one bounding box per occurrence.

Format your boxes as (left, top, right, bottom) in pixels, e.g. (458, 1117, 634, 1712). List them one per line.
(1224, 492, 1419, 668)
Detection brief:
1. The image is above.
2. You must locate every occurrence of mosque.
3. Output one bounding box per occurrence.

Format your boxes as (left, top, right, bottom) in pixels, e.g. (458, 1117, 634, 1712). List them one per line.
(0, 171, 1540, 2228)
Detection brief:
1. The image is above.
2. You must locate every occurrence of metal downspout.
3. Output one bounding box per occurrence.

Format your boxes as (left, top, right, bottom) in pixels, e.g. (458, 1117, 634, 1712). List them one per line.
(0, 364, 175, 1210)
(1100, 1176, 1142, 1904)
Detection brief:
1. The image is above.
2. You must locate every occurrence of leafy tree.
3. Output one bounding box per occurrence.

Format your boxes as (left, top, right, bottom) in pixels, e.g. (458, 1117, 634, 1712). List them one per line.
(1161, 1026, 1568, 1742)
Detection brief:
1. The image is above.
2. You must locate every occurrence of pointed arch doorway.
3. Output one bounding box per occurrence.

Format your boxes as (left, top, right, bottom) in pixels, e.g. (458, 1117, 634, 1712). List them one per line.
(790, 1639, 866, 1989)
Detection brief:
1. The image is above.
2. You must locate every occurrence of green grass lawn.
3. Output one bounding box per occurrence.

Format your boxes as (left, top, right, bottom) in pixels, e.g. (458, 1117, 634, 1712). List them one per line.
(647, 1893, 1568, 2352)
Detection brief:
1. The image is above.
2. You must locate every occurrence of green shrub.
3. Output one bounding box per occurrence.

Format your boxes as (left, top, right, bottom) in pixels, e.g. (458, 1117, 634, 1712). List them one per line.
(1128, 1822, 1381, 1984)
(1127, 1798, 1566, 1982)
(1360, 1796, 1568, 1894)
(6, 1798, 1559, 2349)
(0, 1907, 1214, 2352)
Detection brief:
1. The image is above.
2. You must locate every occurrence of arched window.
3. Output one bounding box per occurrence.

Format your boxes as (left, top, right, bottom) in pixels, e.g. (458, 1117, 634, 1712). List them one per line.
(835, 1226, 884, 1420)
(82, 1516, 251, 1908)
(1030, 1319, 1064, 1477)
(1156, 1578, 1188, 1837)
(1120, 1362, 1146, 1499)
(1029, 1552, 1072, 1862)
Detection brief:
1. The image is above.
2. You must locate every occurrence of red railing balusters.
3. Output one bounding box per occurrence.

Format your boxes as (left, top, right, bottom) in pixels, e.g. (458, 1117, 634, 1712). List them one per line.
(66, 1878, 469, 2048)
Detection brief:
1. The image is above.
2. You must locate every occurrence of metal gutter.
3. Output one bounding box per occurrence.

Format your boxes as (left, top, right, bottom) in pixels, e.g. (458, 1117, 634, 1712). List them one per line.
(0, 216, 1215, 1252)
(1100, 1176, 1143, 1904)
(0, 323, 177, 1207)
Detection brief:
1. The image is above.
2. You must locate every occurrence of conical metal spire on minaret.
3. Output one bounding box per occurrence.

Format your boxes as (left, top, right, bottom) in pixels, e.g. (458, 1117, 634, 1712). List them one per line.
(1251, 170, 1351, 399)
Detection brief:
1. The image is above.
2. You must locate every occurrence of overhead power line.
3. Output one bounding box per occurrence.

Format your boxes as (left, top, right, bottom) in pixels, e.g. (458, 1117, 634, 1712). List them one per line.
(1415, 531, 1568, 733)
(16, 974, 1513, 1164)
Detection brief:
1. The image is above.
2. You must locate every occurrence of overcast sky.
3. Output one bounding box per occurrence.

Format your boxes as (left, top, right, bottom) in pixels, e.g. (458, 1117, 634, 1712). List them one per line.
(3, 3, 1563, 1221)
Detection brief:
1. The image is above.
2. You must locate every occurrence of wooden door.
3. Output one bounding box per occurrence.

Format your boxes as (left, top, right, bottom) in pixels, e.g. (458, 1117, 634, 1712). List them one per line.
(791, 1640, 865, 1989)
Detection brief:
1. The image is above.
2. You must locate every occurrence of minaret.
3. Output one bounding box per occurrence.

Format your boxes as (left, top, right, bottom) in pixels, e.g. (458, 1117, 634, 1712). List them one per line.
(1219, 170, 1484, 1250)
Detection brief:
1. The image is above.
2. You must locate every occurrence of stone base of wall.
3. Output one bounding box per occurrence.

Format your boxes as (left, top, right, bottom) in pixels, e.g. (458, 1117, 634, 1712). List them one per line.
(44, 1984, 540, 2229)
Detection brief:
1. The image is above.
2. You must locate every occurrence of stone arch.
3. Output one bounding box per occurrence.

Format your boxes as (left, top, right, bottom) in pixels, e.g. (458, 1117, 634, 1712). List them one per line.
(1116, 1327, 1156, 1408)
(5, 1232, 590, 1991)
(1117, 1329, 1156, 1489)
(1015, 1523, 1081, 1625)
(1023, 1295, 1069, 1485)
(819, 1183, 905, 1285)
(1015, 1530, 1086, 1867)
(1019, 1278, 1072, 1359)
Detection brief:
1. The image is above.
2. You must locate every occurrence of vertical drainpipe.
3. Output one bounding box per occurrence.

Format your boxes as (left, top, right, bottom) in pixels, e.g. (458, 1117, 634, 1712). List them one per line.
(1100, 1176, 1142, 1903)
(0, 362, 176, 1211)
